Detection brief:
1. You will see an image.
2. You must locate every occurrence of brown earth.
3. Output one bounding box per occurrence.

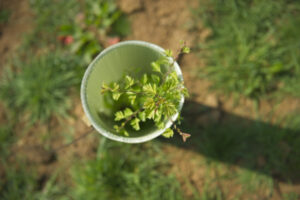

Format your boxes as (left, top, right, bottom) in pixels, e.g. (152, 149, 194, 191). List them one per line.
(0, 0, 33, 72)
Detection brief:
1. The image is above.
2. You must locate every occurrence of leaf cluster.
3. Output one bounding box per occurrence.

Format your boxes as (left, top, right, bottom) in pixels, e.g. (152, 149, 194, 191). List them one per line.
(0, 52, 83, 126)
(71, 140, 184, 200)
(59, 0, 130, 63)
(101, 45, 190, 140)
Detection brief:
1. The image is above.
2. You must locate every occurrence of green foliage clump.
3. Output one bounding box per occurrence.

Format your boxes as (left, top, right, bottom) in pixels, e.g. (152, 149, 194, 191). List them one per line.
(71, 140, 184, 200)
(28, 0, 129, 63)
(59, 0, 130, 63)
(101, 44, 190, 140)
(0, 164, 68, 200)
(27, 0, 80, 48)
(0, 165, 37, 200)
(0, 52, 83, 125)
(0, 124, 14, 159)
(197, 0, 300, 100)
(0, 9, 10, 24)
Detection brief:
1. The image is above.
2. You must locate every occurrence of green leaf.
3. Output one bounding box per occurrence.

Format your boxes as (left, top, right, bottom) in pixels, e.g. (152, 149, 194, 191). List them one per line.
(138, 111, 146, 122)
(112, 83, 119, 91)
(112, 92, 121, 100)
(115, 111, 124, 121)
(113, 125, 119, 132)
(146, 109, 155, 119)
(182, 46, 190, 54)
(165, 49, 173, 57)
(120, 129, 129, 136)
(130, 117, 140, 131)
(163, 102, 177, 117)
(125, 75, 134, 89)
(128, 95, 136, 105)
(101, 83, 109, 93)
(141, 74, 148, 84)
(151, 62, 161, 73)
(158, 56, 170, 65)
(143, 83, 156, 94)
(154, 110, 162, 122)
(156, 121, 165, 129)
(182, 87, 189, 97)
(169, 71, 178, 81)
(143, 98, 155, 110)
(162, 128, 174, 138)
(124, 108, 133, 117)
(151, 74, 160, 84)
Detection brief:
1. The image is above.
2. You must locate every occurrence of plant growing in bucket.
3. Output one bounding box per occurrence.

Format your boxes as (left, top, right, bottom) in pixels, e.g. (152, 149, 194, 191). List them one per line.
(81, 40, 190, 143)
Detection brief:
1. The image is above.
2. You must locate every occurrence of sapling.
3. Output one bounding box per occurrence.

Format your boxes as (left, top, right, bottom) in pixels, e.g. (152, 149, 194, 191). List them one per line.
(101, 42, 191, 142)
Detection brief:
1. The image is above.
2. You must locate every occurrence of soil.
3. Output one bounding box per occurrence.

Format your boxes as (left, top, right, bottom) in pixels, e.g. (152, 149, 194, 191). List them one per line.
(1, 0, 299, 199)
(0, 0, 32, 72)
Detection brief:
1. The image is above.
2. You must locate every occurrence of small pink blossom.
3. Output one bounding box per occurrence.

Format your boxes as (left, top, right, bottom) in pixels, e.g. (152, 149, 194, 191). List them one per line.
(64, 35, 74, 45)
(107, 37, 120, 46)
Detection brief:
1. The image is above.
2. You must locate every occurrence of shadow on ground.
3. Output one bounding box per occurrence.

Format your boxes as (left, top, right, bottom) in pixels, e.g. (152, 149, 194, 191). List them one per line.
(160, 100, 300, 184)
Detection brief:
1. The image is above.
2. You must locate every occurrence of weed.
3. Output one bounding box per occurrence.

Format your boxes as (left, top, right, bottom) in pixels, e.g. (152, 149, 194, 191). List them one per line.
(25, 0, 79, 48)
(71, 140, 184, 200)
(237, 169, 273, 194)
(0, 124, 13, 159)
(59, 0, 130, 63)
(0, 52, 84, 126)
(0, 9, 10, 24)
(282, 192, 299, 200)
(0, 164, 36, 200)
(196, 0, 300, 100)
(0, 163, 68, 200)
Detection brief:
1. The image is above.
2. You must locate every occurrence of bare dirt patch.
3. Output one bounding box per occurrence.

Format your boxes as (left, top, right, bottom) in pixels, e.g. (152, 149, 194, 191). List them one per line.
(0, 0, 33, 71)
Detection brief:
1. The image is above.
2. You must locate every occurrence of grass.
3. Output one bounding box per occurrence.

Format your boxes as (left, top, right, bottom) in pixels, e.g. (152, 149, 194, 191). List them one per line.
(58, 0, 130, 63)
(196, 0, 300, 101)
(24, 0, 80, 48)
(0, 9, 10, 24)
(174, 101, 300, 199)
(26, 0, 130, 64)
(0, 139, 184, 200)
(71, 139, 184, 200)
(0, 52, 84, 126)
(196, 116, 300, 182)
(0, 162, 69, 200)
(0, 124, 14, 160)
(0, 164, 37, 200)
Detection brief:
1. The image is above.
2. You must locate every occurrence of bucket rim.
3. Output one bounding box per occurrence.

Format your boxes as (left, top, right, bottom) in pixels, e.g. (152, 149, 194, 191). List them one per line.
(80, 40, 184, 143)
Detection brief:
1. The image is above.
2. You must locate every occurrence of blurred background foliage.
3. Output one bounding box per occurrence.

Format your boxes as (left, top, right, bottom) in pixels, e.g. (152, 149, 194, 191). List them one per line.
(197, 0, 300, 101)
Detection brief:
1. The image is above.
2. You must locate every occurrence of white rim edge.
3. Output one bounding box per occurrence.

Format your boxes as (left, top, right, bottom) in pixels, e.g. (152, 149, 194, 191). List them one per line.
(80, 40, 184, 143)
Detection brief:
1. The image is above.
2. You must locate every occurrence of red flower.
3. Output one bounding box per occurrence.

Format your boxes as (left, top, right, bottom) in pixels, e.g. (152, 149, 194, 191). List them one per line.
(107, 37, 120, 46)
(57, 35, 74, 45)
(64, 35, 74, 45)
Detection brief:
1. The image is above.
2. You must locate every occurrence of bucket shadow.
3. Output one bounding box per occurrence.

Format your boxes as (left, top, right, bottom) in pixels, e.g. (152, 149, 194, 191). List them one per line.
(160, 100, 300, 184)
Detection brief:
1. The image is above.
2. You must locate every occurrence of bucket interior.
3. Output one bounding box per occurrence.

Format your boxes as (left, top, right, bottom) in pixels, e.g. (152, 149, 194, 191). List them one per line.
(82, 43, 165, 138)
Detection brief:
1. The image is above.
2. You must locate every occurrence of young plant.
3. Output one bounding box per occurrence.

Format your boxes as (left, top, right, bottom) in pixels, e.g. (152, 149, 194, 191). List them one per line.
(101, 43, 191, 141)
(71, 140, 184, 200)
(0, 52, 83, 126)
(59, 0, 130, 63)
(0, 9, 10, 24)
